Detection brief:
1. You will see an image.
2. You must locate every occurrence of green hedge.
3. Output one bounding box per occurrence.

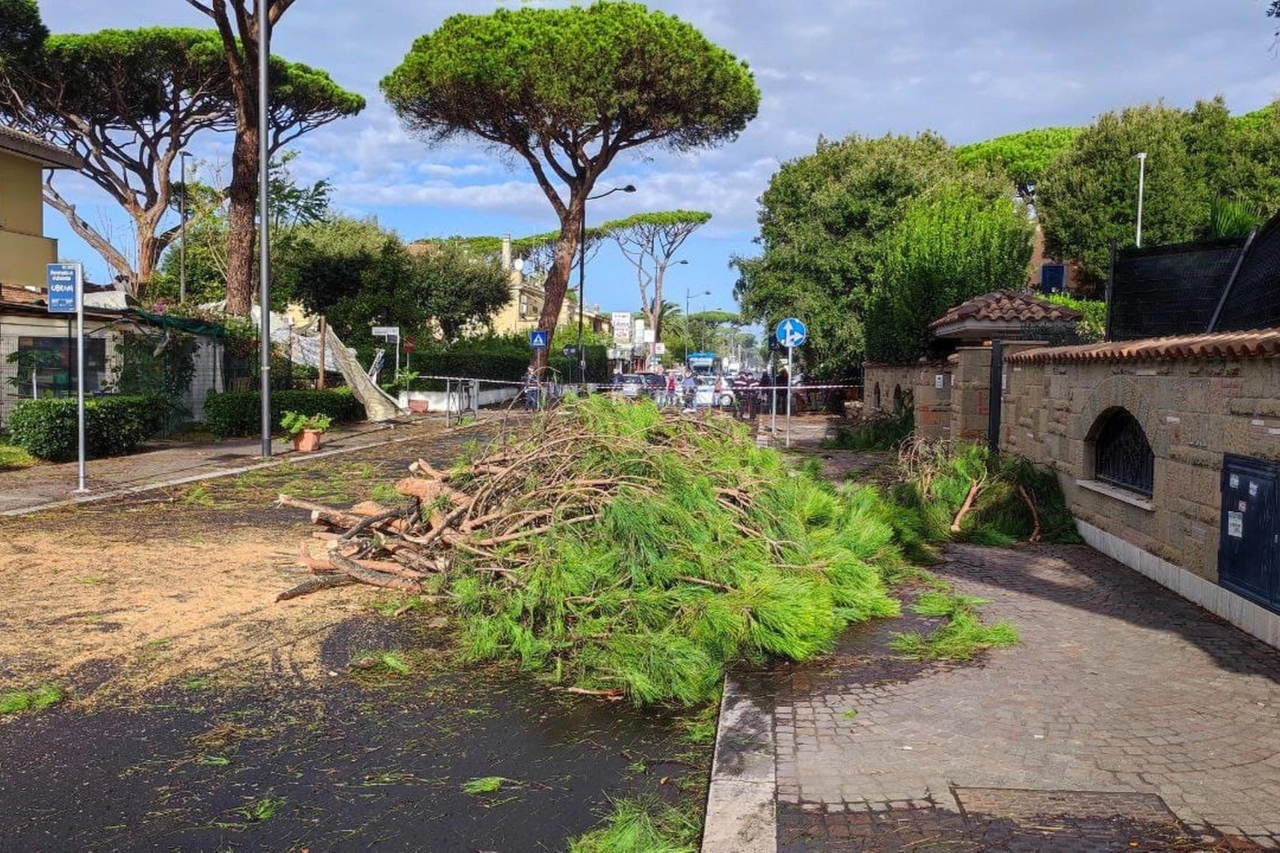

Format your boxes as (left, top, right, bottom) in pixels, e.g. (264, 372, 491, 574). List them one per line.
(8, 395, 167, 461)
(411, 344, 609, 386)
(203, 389, 366, 438)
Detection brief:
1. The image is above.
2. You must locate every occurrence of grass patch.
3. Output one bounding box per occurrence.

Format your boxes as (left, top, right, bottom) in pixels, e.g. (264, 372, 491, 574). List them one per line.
(0, 684, 65, 716)
(0, 440, 38, 471)
(568, 796, 701, 853)
(351, 650, 411, 677)
(890, 590, 1019, 660)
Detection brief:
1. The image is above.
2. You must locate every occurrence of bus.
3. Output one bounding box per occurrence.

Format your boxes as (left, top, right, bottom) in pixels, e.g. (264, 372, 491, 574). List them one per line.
(686, 351, 720, 376)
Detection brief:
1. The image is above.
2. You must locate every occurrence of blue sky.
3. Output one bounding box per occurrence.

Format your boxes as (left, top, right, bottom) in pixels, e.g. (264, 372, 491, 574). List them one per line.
(32, 0, 1280, 324)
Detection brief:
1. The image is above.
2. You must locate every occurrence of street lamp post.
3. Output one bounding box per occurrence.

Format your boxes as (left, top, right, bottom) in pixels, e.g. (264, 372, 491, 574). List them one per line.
(684, 286, 710, 366)
(1135, 152, 1147, 248)
(577, 184, 635, 385)
(179, 151, 190, 303)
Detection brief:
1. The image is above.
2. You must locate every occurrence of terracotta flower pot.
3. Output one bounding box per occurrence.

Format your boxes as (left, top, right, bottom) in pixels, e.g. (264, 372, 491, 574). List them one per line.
(292, 429, 323, 452)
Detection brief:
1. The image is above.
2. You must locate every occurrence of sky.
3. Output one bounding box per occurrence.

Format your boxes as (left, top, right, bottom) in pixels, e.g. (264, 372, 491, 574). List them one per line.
(32, 0, 1280, 329)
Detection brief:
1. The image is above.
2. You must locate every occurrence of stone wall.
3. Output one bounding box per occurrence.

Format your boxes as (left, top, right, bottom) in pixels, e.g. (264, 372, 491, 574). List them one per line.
(1001, 348, 1280, 648)
(863, 362, 951, 439)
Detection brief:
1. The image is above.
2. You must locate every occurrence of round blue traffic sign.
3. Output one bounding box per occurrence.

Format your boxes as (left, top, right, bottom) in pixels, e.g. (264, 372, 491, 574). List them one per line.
(775, 317, 807, 348)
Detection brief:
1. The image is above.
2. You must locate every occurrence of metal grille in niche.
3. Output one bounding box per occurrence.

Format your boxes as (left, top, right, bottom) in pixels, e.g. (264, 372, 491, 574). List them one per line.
(1095, 409, 1155, 496)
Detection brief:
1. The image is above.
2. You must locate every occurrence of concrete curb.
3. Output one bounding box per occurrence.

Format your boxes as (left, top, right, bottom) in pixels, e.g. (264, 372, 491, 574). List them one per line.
(702, 673, 777, 853)
(0, 421, 453, 518)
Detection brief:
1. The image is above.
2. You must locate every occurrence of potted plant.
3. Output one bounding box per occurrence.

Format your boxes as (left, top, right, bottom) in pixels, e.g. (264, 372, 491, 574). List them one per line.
(281, 411, 332, 452)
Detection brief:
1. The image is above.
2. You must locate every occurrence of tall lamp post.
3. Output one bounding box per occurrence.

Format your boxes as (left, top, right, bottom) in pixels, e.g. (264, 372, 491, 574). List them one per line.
(577, 184, 636, 385)
(178, 150, 191, 303)
(1135, 151, 1147, 248)
(684, 286, 710, 366)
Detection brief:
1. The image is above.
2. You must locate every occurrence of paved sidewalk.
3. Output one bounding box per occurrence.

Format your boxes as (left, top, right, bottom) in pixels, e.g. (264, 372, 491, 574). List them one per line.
(0, 415, 470, 515)
(708, 543, 1280, 852)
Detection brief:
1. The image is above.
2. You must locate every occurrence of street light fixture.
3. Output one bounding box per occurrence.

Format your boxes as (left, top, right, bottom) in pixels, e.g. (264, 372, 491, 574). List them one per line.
(179, 151, 191, 303)
(577, 183, 636, 385)
(685, 284, 710, 366)
(1135, 152, 1147, 248)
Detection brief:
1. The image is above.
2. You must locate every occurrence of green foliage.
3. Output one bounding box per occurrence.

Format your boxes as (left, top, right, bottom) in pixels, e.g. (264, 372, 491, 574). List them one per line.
(1043, 293, 1105, 343)
(733, 132, 1010, 379)
(113, 332, 200, 434)
(410, 334, 609, 385)
(864, 183, 1033, 363)
(892, 441, 1080, 546)
(569, 796, 700, 853)
(1038, 98, 1280, 290)
(890, 591, 1018, 660)
(0, 684, 64, 715)
(380, 3, 758, 155)
(450, 396, 903, 706)
(461, 776, 513, 795)
(279, 410, 332, 436)
(8, 395, 165, 461)
(956, 126, 1080, 201)
(827, 407, 914, 451)
(203, 389, 363, 439)
(1208, 197, 1265, 239)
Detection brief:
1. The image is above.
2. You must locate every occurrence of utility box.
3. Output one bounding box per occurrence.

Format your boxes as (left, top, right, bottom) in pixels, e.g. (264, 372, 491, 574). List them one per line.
(1217, 454, 1280, 614)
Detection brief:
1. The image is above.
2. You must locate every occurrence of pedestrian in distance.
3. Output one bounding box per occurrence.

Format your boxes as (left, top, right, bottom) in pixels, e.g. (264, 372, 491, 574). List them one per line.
(681, 372, 698, 413)
(666, 372, 677, 408)
(523, 365, 540, 411)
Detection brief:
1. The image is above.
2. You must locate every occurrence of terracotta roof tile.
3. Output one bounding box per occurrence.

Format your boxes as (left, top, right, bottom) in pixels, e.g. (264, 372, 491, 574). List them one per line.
(1006, 328, 1280, 364)
(929, 289, 1082, 330)
(0, 283, 45, 305)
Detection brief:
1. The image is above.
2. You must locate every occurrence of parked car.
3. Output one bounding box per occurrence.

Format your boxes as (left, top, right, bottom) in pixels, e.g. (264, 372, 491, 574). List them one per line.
(637, 373, 667, 397)
(613, 374, 647, 398)
(695, 375, 734, 408)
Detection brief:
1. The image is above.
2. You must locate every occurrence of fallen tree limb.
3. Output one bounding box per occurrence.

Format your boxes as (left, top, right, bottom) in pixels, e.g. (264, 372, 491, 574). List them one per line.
(1018, 484, 1042, 543)
(950, 479, 982, 533)
(277, 574, 358, 601)
(329, 551, 423, 593)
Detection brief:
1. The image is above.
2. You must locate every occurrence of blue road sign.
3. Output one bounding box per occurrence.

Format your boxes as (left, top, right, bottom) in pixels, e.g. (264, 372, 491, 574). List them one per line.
(529, 329, 549, 349)
(47, 263, 79, 314)
(775, 317, 807, 349)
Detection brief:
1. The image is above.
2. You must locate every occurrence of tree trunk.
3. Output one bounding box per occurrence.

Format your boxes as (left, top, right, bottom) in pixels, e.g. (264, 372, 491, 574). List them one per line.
(533, 207, 584, 371)
(225, 124, 259, 316)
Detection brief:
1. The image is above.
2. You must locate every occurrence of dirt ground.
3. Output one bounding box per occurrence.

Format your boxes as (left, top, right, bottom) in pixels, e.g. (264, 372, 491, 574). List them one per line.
(0, 426, 488, 704)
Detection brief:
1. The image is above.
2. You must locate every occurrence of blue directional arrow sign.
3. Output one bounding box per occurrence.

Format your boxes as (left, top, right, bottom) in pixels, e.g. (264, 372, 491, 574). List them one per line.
(775, 317, 807, 349)
(529, 329, 548, 349)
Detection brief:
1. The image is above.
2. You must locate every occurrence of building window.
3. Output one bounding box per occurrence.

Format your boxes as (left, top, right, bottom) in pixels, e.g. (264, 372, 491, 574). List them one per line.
(1093, 408, 1155, 497)
(15, 336, 107, 397)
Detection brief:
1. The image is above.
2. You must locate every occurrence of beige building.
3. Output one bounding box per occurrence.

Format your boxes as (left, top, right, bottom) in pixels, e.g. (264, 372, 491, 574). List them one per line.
(0, 125, 80, 288)
(475, 235, 612, 340)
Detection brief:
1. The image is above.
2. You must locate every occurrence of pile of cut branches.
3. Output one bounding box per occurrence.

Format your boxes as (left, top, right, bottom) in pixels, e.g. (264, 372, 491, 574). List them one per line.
(277, 395, 903, 705)
(892, 438, 1080, 546)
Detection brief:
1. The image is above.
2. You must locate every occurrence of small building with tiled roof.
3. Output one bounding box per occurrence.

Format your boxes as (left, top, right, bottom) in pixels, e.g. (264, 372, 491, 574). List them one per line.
(928, 289, 1082, 341)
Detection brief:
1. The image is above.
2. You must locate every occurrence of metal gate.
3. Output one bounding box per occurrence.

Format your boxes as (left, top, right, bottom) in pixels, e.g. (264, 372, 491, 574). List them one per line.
(1217, 454, 1280, 614)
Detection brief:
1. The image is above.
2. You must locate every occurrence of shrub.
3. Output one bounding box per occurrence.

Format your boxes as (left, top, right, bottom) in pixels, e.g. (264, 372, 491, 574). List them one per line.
(203, 389, 365, 438)
(8, 395, 167, 461)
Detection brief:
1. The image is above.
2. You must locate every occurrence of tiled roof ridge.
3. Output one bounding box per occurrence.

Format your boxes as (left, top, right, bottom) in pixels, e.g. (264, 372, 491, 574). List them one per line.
(1006, 328, 1280, 364)
(929, 289, 1083, 330)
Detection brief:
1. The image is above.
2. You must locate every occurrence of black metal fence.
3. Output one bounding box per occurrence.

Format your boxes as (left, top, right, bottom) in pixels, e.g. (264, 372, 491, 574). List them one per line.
(1108, 215, 1280, 340)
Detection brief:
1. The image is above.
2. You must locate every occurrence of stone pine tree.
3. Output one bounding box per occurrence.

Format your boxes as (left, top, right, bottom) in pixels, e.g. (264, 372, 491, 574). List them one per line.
(381, 1, 759, 366)
(602, 210, 711, 343)
(184, 0, 364, 316)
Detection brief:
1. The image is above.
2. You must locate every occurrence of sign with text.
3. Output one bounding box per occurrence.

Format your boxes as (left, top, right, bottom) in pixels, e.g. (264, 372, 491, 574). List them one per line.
(611, 311, 633, 344)
(371, 325, 400, 339)
(46, 263, 80, 313)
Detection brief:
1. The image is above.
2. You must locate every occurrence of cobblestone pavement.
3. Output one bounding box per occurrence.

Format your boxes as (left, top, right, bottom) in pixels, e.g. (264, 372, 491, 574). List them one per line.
(774, 543, 1280, 851)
